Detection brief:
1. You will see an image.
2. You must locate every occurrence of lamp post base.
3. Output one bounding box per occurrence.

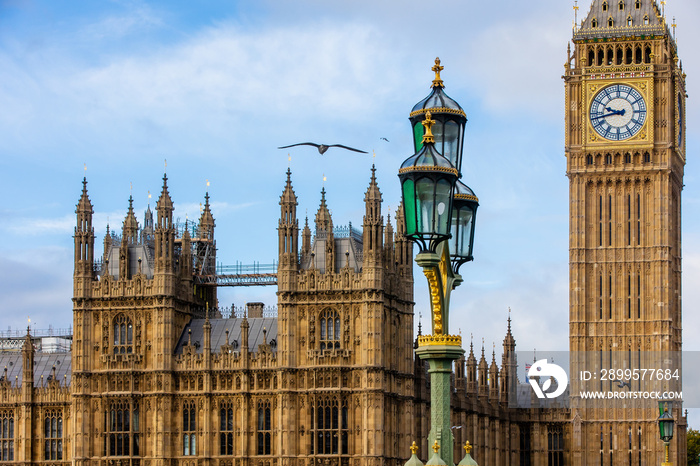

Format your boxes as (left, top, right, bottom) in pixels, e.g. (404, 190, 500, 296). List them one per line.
(416, 340, 465, 466)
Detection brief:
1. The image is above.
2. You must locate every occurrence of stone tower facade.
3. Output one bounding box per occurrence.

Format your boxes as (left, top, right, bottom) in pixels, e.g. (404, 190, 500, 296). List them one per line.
(564, 0, 687, 464)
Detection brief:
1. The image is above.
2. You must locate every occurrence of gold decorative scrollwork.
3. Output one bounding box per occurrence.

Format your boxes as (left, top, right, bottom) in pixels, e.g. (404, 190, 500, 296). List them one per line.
(422, 267, 443, 334)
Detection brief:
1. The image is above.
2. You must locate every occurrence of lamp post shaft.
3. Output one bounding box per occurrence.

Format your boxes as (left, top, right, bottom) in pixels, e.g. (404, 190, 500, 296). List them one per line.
(661, 441, 671, 466)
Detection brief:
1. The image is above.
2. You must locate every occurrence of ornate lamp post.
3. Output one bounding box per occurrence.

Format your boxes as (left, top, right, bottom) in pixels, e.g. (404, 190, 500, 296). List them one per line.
(399, 58, 479, 466)
(658, 401, 675, 466)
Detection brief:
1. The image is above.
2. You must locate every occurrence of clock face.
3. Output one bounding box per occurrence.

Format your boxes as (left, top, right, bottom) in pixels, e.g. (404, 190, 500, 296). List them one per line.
(590, 84, 647, 141)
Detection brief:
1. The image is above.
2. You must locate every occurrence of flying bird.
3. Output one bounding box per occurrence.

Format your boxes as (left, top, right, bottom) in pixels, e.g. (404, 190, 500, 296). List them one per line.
(277, 142, 368, 155)
(380, 137, 390, 142)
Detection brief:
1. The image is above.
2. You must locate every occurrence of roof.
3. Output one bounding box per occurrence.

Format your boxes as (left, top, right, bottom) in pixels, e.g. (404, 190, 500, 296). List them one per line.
(0, 352, 72, 388)
(174, 317, 278, 354)
(574, 0, 669, 41)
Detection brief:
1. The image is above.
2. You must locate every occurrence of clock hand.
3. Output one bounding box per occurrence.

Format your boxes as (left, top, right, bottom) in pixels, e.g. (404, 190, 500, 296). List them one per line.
(592, 109, 626, 120)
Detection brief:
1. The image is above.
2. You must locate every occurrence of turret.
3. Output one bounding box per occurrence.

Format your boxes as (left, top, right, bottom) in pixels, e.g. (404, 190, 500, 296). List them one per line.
(74, 178, 94, 274)
(384, 210, 395, 269)
(199, 192, 216, 241)
(477, 342, 488, 401)
(278, 168, 299, 269)
(119, 196, 139, 279)
(362, 165, 383, 267)
(142, 204, 154, 243)
(180, 222, 192, 279)
(489, 346, 499, 403)
(500, 312, 517, 405)
(21, 326, 34, 396)
(301, 216, 312, 262)
(155, 174, 175, 273)
(315, 188, 334, 273)
(466, 338, 477, 395)
(74, 178, 95, 297)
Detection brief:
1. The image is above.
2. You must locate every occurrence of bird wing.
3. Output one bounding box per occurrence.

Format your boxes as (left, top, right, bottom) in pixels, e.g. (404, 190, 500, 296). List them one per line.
(327, 144, 368, 153)
(277, 142, 321, 149)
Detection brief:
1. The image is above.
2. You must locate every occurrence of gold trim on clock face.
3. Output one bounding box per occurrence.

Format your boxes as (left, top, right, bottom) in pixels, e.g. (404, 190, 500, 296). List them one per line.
(589, 84, 647, 141)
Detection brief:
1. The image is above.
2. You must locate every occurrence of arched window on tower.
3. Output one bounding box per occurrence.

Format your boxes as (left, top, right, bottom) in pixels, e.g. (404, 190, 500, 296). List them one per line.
(627, 16, 633, 26)
(309, 396, 348, 455)
(0, 410, 14, 462)
(626, 47, 633, 64)
(645, 45, 652, 63)
(182, 401, 196, 456)
(602, 1, 608, 12)
(643, 15, 650, 25)
(113, 315, 133, 354)
(257, 400, 272, 455)
(608, 17, 614, 28)
(44, 410, 63, 461)
(219, 402, 234, 455)
(106, 400, 140, 457)
(319, 309, 341, 350)
(619, 0, 625, 11)
(636, 0, 641, 9)
(592, 18, 599, 28)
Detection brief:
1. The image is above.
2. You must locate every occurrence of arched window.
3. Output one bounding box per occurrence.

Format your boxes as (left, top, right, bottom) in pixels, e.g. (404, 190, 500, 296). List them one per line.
(619, 0, 625, 11)
(602, 1, 608, 12)
(627, 16, 633, 26)
(319, 309, 341, 350)
(183, 401, 196, 456)
(548, 425, 564, 466)
(257, 400, 272, 455)
(106, 400, 139, 457)
(0, 410, 14, 461)
(586, 155, 594, 165)
(113, 315, 133, 354)
(643, 15, 650, 25)
(219, 402, 234, 455)
(44, 410, 63, 461)
(635, 0, 641, 9)
(310, 397, 348, 455)
(592, 18, 599, 28)
(608, 17, 614, 28)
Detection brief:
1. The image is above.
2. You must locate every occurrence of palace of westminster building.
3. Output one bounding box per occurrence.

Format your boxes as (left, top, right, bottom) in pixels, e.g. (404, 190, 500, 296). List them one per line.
(0, 1, 689, 465)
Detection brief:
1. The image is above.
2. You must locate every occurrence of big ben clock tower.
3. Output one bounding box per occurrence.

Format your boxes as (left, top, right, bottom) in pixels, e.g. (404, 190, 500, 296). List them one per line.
(565, 1, 687, 465)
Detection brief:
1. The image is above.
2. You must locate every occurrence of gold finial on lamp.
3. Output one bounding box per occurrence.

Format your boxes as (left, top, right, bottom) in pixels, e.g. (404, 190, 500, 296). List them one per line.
(432, 440, 440, 453)
(464, 441, 473, 454)
(431, 58, 445, 88)
(410, 441, 419, 455)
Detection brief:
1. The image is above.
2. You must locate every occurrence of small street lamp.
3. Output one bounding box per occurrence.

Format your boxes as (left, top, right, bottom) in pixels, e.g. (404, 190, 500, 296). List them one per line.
(658, 401, 675, 466)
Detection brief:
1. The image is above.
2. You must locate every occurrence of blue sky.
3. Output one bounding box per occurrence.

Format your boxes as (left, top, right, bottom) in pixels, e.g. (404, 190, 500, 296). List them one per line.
(1, 0, 699, 419)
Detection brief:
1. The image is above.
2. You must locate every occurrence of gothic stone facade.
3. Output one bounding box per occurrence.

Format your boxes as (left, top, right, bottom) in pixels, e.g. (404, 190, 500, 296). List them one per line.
(0, 167, 568, 466)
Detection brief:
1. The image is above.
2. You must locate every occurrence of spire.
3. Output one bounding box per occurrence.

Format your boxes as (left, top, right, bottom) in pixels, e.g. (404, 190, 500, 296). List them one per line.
(156, 173, 174, 228)
(503, 308, 516, 350)
(198, 192, 216, 241)
(22, 325, 34, 391)
(466, 334, 477, 395)
(122, 195, 139, 244)
(315, 187, 333, 234)
(74, 177, 95, 281)
(154, 173, 175, 273)
(302, 215, 312, 259)
(363, 164, 383, 263)
(278, 168, 299, 270)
